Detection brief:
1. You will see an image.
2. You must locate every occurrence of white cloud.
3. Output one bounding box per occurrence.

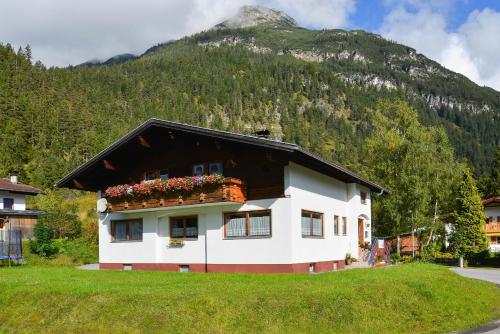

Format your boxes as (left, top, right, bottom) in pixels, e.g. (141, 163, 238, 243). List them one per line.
(380, 4, 500, 90)
(0, 0, 355, 67)
(270, 0, 356, 28)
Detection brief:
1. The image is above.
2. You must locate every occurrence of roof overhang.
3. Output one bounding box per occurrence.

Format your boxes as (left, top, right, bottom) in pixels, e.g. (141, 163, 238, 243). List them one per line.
(482, 196, 500, 206)
(0, 209, 46, 217)
(56, 118, 388, 193)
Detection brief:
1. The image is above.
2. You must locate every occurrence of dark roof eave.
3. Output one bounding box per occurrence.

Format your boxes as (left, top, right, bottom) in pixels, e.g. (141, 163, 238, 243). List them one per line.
(0, 209, 46, 217)
(0, 189, 43, 195)
(55, 118, 388, 194)
(55, 119, 298, 188)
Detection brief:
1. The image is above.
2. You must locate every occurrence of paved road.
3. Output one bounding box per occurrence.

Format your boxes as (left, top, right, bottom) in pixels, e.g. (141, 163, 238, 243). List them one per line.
(451, 268, 500, 285)
(450, 268, 500, 334)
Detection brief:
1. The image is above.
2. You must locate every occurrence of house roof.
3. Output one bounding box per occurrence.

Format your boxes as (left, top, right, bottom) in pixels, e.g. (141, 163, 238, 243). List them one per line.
(56, 118, 388, 193)
(0, 209, 46, 217)
(0, 178, 43, 195)
(482, 196, 500, 206)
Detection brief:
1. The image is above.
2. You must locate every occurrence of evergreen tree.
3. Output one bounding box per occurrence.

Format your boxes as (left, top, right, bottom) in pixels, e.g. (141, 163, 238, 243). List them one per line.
(479, 146, 500, 198)
(449, 168, 489, 259)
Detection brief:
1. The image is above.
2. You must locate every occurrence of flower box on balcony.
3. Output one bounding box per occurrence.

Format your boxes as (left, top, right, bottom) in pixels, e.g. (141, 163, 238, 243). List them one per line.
(104, 176, 246, 212)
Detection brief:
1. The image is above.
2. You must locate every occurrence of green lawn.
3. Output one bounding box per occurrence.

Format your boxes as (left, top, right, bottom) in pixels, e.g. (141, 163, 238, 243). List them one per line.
(0, 263, 498, 334)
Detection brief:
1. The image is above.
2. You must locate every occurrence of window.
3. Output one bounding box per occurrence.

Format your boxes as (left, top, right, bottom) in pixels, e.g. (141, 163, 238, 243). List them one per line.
(360, 192, 367, 204)
(144, 171, 158, 181)
(334, 215, 339, 236)
(111, 219, 143, 241)
(302, 210, 323, 237)
(193, 164, 204, 176)
(224, 210, 271, 238)
(159, 169, 169, 181)
(170, 216, 198, 239)
(488, 216, 493, 223)
(342, 217, 347, 235)
(497, 216, 500, 223)
(3, 198, 14, 210)
(209, 162, 223, 175)
(497, 236, 500, 244)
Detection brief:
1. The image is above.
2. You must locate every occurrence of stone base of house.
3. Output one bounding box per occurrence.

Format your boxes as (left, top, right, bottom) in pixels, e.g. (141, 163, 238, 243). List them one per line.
(99, 260, 345, 273)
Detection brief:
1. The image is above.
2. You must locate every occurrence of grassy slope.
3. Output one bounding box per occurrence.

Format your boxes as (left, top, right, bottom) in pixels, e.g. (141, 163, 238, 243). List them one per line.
(0, 263, 498, 333)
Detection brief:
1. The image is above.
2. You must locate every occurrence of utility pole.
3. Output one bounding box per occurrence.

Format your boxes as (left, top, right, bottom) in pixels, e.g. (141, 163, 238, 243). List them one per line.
(411, 212, 415, 258)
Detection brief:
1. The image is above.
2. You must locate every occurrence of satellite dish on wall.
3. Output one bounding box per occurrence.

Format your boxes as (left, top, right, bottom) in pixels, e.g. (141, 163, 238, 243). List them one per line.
(97, 198, 108, 213)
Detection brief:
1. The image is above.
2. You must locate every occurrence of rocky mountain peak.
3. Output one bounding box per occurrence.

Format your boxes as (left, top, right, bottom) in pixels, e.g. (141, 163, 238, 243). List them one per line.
(212, 5, 298, 30)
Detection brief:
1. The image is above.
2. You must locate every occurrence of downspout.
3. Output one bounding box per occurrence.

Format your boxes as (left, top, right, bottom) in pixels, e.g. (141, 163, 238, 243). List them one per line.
(204, 218, 208, 273)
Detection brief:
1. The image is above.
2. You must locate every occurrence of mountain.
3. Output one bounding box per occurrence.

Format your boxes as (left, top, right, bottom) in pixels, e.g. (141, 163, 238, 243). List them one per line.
(79, 53, 138, 67)
(212, 5, 297, 30)
(0, 6, 498, 189)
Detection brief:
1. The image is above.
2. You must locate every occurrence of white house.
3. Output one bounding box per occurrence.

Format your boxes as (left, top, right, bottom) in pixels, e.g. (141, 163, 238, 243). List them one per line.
(0, 175, 43, 240)
(482, 196, 500, 252)
(57, 119, 386, 273)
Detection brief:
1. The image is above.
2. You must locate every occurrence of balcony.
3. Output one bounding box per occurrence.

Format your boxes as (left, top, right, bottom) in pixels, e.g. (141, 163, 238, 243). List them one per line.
(484, 223, 500, 233)
(105, 177, 246, 212)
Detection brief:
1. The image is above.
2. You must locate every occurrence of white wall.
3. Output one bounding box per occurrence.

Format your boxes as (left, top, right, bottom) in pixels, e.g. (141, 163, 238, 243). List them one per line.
(0, 191, 26, 211)
(99, 198, 292, 265)
(286, 163, 371, 263)
(98, 163, 372, 266)
(484, 205, 500, 252)
(484, 206, 500, 223)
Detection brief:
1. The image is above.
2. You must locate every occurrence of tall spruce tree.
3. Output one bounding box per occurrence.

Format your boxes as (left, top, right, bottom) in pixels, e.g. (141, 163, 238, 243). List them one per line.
(449, 168, 489, 258)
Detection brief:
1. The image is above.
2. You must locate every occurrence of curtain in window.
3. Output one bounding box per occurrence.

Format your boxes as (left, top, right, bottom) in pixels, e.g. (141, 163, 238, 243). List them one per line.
(129, 221, 143, 240)
(312, 215, 322, 236)
(185, 218, 198, 238)
(171, 219, 184, 238)
(115, 222, 127, 240)
(249, 214, 270, 236)
(301, 215, 310, 236)
(226, 215, 246, 237)
(185, 226, 197, 238)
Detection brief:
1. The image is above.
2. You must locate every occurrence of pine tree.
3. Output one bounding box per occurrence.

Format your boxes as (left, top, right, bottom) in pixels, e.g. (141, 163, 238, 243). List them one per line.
(488, 147, 500, 196)
(449, 168, 489, 259)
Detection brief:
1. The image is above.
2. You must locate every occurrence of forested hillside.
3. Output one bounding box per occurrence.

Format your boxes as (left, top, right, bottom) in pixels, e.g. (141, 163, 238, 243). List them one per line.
(1, 14, 498, 191)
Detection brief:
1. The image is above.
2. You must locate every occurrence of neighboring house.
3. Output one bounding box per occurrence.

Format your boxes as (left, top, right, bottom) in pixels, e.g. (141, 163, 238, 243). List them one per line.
(0, 176, 44, 240)
(56, 119, 387, 273)
(386, 233, 421, 256)
(482, 196, 500, 252)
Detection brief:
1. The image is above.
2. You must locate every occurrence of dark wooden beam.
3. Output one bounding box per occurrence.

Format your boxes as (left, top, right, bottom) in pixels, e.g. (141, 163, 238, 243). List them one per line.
(103, 159, 116, 171)
(138, 135, 151, 148)
(72, 179, 85, 189)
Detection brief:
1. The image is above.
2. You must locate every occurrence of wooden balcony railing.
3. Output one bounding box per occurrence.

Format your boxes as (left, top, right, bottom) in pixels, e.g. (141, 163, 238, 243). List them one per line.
(105, 178, 246, 212)
(484, 223, 500, 233)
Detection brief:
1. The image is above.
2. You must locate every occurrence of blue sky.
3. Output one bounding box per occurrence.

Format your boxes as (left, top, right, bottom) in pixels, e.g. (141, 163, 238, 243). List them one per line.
(1, 0, 499, 90)
(348, 0, 500, 32)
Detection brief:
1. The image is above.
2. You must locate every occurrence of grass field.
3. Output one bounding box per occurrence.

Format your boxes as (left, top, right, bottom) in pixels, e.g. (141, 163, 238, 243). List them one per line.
(0, 263, 498, 334)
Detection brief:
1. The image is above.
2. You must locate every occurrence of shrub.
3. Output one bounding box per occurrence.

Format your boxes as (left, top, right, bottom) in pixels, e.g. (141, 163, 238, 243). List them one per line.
(391, 253, 401, 263)
(44, 211, 82, 239)
(29, 219, 58, 257)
